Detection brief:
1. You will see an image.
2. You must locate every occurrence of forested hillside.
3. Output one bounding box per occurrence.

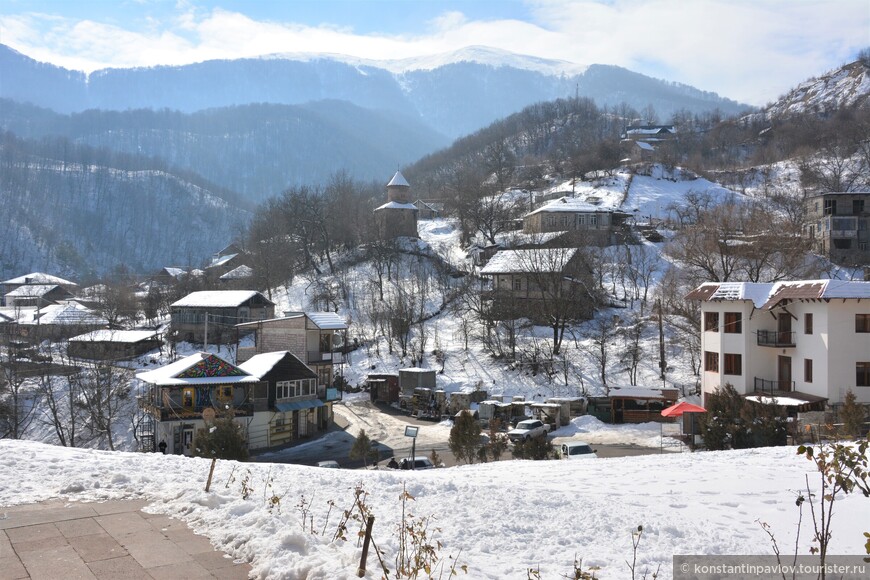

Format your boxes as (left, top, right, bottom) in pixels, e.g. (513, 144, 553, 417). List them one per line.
(0, 132, 248, 280)
(0, 99, 449, 201)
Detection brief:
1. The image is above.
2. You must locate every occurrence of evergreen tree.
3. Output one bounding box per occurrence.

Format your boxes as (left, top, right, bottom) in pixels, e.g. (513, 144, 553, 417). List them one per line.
(192, 415, 248, 461)
(349, 429, 377, 467)
(448, 410, 482, 464)
(511, 434, 554, 460)
(840, 390, 868, 438)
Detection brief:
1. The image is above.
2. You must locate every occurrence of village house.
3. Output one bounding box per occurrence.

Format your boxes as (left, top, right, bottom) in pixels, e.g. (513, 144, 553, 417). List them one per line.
(374, 170, 418, 239)
(413, 199, 443, 219)
(3, 284, 75, 309)
(522, 196, 631, 246)
(136, 350, 336, 454)
(480, 248, 591, 317)
(170, 290, 275, 345)
(235, 311, 348, 389)
(136, 352, 260, 455)
(67, 329, 162, 361)
(686, 280, 870, 412)
(238, 351, 333, 448)
(1, 272, 79, 306)
(804, 191, 870, 268)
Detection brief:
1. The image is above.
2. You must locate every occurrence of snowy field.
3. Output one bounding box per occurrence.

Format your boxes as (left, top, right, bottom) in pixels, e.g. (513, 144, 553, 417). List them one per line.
(1, 438, 866, 580)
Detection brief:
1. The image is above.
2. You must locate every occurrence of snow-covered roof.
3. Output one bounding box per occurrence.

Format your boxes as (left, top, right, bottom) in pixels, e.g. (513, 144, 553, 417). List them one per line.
(2, 272, 77, 286)
(238, 351, 292, 379)
(137, 352, 258, 386)
(635, 141, 655, 151)
(306, 312, 348, 330)
(525, 195, 617, 217)
(69, 329, 159, 343)
(387, 171, 410, 187)
(4, 284, 61, 298)
(745, 395, 811, 407)
(238, 351, 317, 381)
(161, 267, 187, 278)
(25, 303, 104, 326)
(208, 253, 238, 268)
(171, 290, 272, 308)
(608, 386, 676, 399)
(220, 265, 254, 280)
(399, 367, 435, 374)
(480, 248, 578, 275)
(687, 280, 870, 309)
(374, 201, 418, 211)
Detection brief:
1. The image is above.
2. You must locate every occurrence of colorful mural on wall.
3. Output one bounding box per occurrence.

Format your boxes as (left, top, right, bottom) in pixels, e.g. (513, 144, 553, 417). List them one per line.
(176, 354, 248, 378)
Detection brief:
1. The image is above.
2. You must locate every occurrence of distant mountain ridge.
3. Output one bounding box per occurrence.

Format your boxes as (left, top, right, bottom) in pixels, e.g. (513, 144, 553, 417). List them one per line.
(0, 44, 748, 140)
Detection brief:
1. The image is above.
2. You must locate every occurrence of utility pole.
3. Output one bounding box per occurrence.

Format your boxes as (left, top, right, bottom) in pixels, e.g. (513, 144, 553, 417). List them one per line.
(204, 312, 208, 351)
(657, 298, 666, 386)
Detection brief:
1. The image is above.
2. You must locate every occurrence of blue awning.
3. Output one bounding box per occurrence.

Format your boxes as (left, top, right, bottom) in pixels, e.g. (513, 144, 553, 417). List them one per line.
(276, 399, 326, 412)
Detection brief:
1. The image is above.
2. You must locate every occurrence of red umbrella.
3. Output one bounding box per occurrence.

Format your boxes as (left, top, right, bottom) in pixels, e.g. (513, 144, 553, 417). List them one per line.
(661, 401, 707, 417)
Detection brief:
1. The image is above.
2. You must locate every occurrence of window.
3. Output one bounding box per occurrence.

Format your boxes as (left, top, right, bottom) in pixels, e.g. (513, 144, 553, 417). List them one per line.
(854, 199, 865, 215)
(805, 313, 813, 335)
(182, 388, 195, 409)
(833, 238, 852, 249)
(704, 351, 719, 373)
(513, 278, 522, 291)
(216, 385, 233, 404)
(824, 199, 835, 216)
(276, 380, 296, 399)
(723, 312, 742, 333)
(589, 215, 598, 226)
(704, 312, 719, 332)
(804, 359, 813, 383)
(723, 353, 742, 375)
(857, 362, 870, 387)
(856, 314, 870, 333)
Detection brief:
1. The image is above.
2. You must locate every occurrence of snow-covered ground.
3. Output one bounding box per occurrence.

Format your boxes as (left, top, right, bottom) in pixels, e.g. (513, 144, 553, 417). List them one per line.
(1, 437, 865, 580)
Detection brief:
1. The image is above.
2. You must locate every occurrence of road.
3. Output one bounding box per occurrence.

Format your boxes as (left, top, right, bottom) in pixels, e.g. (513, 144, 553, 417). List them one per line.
(251, 400, 673, 469)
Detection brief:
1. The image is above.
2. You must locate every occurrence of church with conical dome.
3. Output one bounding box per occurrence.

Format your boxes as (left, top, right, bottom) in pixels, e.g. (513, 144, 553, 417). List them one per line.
(373, 170, 418, 239)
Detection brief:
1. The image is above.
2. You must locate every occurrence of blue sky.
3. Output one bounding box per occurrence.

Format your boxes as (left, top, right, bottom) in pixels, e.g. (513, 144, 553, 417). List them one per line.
(0, 0, 867, 106)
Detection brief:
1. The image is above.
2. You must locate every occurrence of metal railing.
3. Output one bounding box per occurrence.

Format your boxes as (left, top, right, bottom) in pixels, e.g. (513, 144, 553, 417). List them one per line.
(756, 330, 795, 347)
(754, 377, 795, 393)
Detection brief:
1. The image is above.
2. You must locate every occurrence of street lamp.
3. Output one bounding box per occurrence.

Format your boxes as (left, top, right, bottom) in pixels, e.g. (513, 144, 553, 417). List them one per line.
(404, 425, 419, 469)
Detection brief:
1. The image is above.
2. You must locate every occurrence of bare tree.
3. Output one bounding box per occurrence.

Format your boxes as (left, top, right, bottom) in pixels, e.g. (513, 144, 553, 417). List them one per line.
(617, 313, 645, 386)
(577, 316, 620, 393)
(71, 361, 133, 451)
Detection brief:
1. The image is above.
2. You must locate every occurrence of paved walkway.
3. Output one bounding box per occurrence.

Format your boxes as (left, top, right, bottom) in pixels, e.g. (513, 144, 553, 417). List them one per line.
(0, 499, 252, 579)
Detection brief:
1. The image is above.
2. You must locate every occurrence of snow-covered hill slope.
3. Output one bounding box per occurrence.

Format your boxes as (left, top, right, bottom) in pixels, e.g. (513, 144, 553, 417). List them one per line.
(1, 438, 865, 580)
(757, 59, 870, 118)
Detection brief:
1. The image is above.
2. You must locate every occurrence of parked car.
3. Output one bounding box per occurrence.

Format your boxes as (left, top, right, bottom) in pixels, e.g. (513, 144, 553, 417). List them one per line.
(560, 442, 598, 459)
(400, 457, 435, 470)
(317, 460, 340, 468)
(507, 419, 550, 442)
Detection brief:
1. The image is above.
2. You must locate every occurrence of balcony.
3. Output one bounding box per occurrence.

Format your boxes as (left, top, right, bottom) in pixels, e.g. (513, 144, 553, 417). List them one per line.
(831, 229, 857, 238)
(307, 351, 345, 364)
(756, 330, 795, 347)
(754, 377, 795, 393)
(138, 398, 254, 422)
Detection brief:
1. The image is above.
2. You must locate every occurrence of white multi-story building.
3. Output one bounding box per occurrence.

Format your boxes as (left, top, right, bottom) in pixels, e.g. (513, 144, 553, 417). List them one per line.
(686, 280, 870, 409)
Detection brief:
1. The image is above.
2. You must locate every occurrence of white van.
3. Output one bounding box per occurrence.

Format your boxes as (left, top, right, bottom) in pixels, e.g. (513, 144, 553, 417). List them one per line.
(560, 441, 598, 459)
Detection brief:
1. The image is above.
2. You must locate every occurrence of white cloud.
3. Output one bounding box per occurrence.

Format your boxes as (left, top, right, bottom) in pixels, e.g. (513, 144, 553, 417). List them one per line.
(0, 0, 867, 105)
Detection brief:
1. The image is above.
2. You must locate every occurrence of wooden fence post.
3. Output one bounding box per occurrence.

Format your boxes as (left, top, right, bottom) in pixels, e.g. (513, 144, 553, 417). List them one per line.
(205, 458, 217, 492)
(357, 515, 375, 577)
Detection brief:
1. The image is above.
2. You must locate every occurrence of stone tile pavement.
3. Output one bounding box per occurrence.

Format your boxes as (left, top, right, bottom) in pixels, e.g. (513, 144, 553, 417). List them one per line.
(0, 499, 252, 579)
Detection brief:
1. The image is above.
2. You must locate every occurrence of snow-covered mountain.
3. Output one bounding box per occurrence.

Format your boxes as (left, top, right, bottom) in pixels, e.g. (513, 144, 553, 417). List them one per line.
(0, 43, 747, 140)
